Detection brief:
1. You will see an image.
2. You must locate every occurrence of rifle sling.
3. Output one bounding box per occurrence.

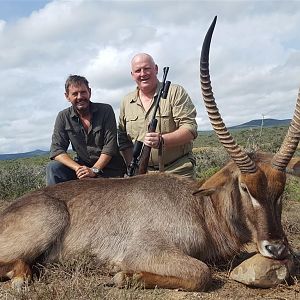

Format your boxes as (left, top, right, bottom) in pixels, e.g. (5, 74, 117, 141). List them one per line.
(158, 144, 164, 172)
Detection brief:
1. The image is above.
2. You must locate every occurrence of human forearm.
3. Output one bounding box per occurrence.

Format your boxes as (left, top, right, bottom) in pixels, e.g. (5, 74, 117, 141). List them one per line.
(162, 127, 195, 148)
(144, 127, 194, 149)
(93, 153, 112, 170)
(54, 153, 81, 171)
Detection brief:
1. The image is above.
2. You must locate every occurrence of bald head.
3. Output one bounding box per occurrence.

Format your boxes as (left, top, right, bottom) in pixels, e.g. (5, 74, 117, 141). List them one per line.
(131, 53, 156, 70)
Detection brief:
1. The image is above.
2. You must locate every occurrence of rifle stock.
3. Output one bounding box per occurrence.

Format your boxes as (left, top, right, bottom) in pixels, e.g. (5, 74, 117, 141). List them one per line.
(138, 119, 158, 174)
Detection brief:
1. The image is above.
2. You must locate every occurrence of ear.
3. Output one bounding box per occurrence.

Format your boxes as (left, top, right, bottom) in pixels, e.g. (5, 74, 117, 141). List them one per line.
(65, 92, 71, 102)
(192, 187, 216, 196)
(286, 157, 300, 177)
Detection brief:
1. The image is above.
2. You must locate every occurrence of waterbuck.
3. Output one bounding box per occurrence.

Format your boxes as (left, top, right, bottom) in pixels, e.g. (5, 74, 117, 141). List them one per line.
(0, 17, 299, 291)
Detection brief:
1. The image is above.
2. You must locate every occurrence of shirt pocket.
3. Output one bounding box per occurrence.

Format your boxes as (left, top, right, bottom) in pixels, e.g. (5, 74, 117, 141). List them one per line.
(156, 106, 175, 133)
(92, 125, 104, 148)
(65, 126, 86, 151)
(65, 125, 83, 141)
(126, 114, 143, 140)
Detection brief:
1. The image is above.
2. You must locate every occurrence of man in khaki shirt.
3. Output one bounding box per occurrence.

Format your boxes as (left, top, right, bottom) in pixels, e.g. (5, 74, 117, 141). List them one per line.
(118, 53, 198, 178)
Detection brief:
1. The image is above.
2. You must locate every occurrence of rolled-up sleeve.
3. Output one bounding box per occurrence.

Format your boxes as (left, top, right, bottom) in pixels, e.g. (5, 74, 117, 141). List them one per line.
(117, 99, 134, 151)
(49, 112, 70, 159)
(101, 105, 119, 156)
(171, 85, 198, 138)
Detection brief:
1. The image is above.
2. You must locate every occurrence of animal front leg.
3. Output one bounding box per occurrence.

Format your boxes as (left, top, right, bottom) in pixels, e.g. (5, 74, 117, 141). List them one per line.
(114, 252, 211, 291)
(0, 259, 32, 290)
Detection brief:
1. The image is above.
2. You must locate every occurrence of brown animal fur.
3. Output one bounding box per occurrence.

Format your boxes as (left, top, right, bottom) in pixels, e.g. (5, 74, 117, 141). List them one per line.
(0, 155, 292, 291)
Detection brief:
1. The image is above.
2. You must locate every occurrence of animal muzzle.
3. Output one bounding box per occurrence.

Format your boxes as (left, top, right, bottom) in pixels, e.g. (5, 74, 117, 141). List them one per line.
(259, 239, 289, 259)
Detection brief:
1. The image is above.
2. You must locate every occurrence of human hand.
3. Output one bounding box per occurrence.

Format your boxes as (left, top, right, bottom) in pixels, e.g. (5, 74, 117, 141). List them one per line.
(75, 165, 96, 179)
(144, 132, 163, 149)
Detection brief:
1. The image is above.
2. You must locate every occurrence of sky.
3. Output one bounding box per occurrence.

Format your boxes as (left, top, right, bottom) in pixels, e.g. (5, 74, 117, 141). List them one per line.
(0, 0, 300, 154)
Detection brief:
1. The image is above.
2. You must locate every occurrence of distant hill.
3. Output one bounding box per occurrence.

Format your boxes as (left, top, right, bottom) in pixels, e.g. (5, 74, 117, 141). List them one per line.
(0, 149, 49, 161)
(228, 118, 291, 130)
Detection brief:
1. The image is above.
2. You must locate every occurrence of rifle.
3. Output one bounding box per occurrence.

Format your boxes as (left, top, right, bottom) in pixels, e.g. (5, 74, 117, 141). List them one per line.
(126, 140, 143, 177)
(126, 67, 171, 177)
(138, 67, 171, 175)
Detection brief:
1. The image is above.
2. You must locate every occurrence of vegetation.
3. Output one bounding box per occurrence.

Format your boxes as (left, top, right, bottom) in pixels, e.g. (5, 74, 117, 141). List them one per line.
(0, 125, 300, 298)
(0, 155, 48, 201)
(1, 125, 299, 201)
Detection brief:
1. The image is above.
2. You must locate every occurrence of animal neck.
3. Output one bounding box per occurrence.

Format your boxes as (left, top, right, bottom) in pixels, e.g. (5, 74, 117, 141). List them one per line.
(199, 192, 252, 262)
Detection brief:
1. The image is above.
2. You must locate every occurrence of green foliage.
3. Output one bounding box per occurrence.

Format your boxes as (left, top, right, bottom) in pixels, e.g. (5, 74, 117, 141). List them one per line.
(195, 126, 289, 154)
(193, 147, 229, 181)
(0, 156, 48, 200)
(0, 125, 299, 202)
(283, 177, 300, 202)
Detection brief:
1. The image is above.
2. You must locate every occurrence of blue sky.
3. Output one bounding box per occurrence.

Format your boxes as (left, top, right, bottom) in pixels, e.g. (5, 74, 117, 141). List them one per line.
(0, 0, 50, 22)
(0, 0, 300, 153)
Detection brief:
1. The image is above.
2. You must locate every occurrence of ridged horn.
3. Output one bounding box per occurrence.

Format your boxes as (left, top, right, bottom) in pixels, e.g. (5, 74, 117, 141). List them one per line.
(272, 89, 300, 171)
(200, 16, 257, 173)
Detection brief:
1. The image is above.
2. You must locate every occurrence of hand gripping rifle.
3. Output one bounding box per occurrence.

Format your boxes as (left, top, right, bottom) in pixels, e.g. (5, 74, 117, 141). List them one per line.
(126, 67, 171, 176)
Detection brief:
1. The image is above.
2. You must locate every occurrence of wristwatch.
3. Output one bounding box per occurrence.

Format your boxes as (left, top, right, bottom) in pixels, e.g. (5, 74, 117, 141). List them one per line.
(91, 167, 103, 176)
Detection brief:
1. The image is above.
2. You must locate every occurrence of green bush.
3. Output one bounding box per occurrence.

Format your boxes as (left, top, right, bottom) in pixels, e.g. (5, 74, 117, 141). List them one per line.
(0, 124, 299, 202)
(194, 147, 229, 180)
(283, 177, 300, 202)
(0, 157, 48, 200)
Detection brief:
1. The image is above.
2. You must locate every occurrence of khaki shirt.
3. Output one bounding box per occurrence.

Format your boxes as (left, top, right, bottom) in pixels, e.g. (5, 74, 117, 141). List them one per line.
(118, 83, 197, 175)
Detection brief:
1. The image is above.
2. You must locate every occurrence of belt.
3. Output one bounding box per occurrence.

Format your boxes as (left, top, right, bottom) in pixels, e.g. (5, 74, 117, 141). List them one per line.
(148, 153, 189, 170)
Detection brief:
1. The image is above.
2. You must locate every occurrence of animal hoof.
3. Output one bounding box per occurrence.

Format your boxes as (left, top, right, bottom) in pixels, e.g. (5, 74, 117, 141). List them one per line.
(113, 271, 128, 288)
(11, 277, 28, 291)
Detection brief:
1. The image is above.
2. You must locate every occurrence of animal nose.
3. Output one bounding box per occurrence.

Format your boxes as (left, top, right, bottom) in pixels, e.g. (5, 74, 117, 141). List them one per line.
(265, 243, 287, 259)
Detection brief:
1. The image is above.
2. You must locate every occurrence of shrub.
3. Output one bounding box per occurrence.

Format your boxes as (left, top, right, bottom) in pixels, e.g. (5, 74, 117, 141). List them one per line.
(283, 177, 300, 203)
(193, 147, 229, 180)
(0, 158, 47, 200)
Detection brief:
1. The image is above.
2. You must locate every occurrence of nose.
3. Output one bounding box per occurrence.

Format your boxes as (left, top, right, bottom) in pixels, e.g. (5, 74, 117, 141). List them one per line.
(265, 243, 288, 259)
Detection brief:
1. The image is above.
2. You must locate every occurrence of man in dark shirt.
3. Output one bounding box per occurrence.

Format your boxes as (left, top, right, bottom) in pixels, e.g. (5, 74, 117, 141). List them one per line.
(46, 75, 125, 185)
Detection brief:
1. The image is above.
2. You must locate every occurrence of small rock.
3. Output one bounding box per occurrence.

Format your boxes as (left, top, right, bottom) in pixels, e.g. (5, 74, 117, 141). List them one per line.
(229, 253, 294, 288)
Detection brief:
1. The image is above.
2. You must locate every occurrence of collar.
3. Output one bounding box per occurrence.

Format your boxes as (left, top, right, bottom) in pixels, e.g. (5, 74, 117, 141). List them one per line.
(129, 81, 161, 103)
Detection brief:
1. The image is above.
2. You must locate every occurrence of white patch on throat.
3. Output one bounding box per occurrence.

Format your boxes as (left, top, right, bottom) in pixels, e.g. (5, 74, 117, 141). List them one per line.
(250, 195, 261, 208)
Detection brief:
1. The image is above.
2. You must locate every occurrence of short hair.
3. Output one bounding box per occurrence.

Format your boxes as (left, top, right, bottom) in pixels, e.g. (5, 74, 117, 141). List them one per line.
(65, 75, 89, 94)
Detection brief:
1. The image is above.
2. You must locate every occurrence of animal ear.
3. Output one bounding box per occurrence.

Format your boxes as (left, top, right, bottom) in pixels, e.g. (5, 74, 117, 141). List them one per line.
(286, 157, 300, 177)
(192, 188, 216, 196)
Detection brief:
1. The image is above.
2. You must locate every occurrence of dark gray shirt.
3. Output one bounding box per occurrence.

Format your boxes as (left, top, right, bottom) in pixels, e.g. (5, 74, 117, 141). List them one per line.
(50, 102, 125, 177)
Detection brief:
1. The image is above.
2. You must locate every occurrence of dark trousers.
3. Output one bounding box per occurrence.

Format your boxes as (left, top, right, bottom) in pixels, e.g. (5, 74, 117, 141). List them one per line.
(46, 160, 77, 186)
(46, 159, 126, 186)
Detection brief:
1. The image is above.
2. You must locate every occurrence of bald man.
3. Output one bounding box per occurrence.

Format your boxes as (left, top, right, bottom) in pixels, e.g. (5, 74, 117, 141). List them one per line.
(118, 53, 198, 178)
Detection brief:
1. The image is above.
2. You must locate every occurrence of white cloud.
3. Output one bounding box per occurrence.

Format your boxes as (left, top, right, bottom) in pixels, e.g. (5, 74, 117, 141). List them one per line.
(0, 0, 300, 153)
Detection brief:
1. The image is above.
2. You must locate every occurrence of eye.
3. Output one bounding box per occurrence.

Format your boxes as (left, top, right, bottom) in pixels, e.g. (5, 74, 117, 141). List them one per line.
(240, 183, 248, 193)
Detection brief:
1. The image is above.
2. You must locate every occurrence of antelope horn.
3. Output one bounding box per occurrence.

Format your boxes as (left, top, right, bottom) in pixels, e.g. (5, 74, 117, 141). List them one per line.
(200, 16, 257, 173)
(272, 89, 300, 171)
